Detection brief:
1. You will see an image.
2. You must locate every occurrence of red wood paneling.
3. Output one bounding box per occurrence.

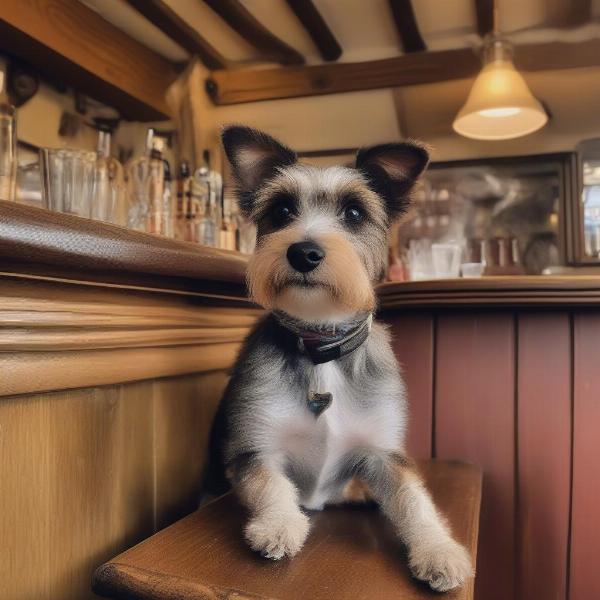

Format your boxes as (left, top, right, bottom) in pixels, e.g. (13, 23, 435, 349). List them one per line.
(385, 314, 434, 459)
(517, 312, 571, 600)
(570, 313, 600, 600)
(435, 312, 515, 600)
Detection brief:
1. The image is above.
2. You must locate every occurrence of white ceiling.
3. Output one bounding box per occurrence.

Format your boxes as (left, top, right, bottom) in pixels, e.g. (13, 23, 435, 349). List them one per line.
(80, 0, 600, 67)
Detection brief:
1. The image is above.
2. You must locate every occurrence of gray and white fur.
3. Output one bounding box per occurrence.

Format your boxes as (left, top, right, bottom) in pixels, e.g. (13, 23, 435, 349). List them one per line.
(208, 126, 473, 592)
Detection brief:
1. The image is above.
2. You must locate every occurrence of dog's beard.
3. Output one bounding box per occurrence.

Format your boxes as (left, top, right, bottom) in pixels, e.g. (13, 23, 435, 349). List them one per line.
(247, 229, 375, 323)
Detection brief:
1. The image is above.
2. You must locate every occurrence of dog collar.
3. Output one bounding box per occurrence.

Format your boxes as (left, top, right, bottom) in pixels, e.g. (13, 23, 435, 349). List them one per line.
(286, 314, 373, 365)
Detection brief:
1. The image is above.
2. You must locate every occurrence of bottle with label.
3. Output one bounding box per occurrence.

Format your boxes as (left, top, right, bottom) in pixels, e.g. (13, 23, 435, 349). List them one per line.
(93, 127, 126, 225)
(193, 165, 216, 246)
(0, 70, 17, 202)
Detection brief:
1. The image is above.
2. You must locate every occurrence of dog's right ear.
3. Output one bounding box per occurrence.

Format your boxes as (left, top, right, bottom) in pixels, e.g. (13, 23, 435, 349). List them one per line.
(222, 126, 297, 215)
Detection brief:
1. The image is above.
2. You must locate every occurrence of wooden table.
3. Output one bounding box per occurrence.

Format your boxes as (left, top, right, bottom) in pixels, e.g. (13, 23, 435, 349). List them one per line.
(93, 460, 481, 600)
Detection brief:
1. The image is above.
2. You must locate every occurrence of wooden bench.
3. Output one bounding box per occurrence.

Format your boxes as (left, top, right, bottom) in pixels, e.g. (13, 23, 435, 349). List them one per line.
(93, 460, 481, 600)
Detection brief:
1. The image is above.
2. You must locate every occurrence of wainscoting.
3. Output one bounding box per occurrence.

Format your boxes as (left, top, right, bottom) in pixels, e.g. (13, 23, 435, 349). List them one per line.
(385, 308, 599, 600)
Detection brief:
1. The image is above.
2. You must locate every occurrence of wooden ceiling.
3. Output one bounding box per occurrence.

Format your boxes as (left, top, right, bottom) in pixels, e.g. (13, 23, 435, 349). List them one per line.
(0, 0, 599, 120)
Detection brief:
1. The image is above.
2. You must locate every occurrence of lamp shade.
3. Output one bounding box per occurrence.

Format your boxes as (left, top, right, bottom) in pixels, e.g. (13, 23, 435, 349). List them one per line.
(453, 40, 548, 140)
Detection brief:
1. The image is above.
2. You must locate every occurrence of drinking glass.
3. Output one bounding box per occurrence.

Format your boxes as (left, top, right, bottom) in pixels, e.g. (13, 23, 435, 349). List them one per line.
(40, 148, 96, 217)
(432, 243, 462, 278)
(0, 103, 17, 202)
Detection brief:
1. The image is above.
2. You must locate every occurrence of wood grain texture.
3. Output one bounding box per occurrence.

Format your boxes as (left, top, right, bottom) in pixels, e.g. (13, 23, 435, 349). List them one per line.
(0, 200, 249, 297)
(384, 313, 434, 459)
(202, 0, 304, 65)
(435, 313, 515, 600)
(0, 0, 176, 120)
(0, 372, 229, 600)
(516, 313, 571, 600)
(125, 0, 226, 69)
(388, 0, 426, 53)
(377, 277, 600, 309)
(207, 38, 600, 104)
(570, 313, 600, 600)
(0, 276, 257, 396)
(284, 0, 342, 61)
(93, 460, 481, 600)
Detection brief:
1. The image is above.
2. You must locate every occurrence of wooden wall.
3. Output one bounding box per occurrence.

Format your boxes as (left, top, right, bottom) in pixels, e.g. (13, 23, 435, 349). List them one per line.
(0, 272, 257, 599)
(386, 309, 599, 600)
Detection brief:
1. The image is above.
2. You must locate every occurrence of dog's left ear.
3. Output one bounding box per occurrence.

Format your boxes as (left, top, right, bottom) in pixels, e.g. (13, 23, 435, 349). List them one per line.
(356, 141, 429, 219)
(222, 126, 297, 215)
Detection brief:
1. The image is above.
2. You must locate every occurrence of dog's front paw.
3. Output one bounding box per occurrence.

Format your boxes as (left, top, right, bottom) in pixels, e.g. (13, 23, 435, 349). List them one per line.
(409, 536, 474, 592)
(245, 510, 310, 560)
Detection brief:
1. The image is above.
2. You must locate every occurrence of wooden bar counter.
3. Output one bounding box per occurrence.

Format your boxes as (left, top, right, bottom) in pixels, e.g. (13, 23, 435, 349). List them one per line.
(1, 199, 598, 600)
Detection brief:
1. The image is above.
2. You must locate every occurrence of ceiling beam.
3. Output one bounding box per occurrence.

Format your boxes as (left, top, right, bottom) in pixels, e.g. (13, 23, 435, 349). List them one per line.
(202, 0, 304, 66)
(125, 0, 227, 70)
(549, 0, 591, 27)
(207, 47, 480, 105)
(474, 0, 494, 37)
(207, 38, 600, 106)
(0, 0, 176, 120)
(285, 0, 342, 61)
(388, 0, 426, 53)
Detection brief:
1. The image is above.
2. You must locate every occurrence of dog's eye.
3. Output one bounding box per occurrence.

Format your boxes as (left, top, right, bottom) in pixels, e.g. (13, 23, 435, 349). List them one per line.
(270, 199, 295, 228)
(343, 204, 364, 225)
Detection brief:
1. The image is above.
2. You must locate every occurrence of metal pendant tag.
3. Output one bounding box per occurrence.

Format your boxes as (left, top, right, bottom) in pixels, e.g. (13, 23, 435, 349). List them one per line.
(307, 392, 332, 417)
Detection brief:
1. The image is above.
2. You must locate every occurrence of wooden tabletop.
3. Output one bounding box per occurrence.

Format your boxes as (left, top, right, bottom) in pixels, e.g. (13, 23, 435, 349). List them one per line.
(93, 460, 482, 600)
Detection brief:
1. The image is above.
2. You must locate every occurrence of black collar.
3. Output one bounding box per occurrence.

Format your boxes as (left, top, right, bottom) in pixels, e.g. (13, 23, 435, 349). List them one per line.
(275, 313, 373, 365)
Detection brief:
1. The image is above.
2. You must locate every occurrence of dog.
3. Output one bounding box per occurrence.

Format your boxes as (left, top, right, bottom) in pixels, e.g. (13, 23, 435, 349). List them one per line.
(207, 126, 473, 592)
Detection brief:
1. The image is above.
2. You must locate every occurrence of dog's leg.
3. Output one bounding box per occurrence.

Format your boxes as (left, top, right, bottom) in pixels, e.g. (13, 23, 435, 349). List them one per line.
(227, 454, 310, 560)
(360, 453, 474, 592)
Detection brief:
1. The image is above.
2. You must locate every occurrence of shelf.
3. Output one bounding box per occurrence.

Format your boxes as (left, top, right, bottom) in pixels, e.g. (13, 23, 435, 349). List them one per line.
(0, 0, 177, 121)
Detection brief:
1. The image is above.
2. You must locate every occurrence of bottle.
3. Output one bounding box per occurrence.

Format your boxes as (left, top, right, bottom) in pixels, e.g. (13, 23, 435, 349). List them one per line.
(175, 161, 192, 241)
(193, 165, 216, 246)
(0, 70, 17, 202)
(126, 129, 165, 234)
(93, 127, 126, 225)
(219, 193, 237, 250)
(162, 157, 173, 238)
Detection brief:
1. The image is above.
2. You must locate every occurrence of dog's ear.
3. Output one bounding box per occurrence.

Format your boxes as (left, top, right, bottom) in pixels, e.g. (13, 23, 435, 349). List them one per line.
(356, 141, 429, 219)
(222, 126, 297, 214)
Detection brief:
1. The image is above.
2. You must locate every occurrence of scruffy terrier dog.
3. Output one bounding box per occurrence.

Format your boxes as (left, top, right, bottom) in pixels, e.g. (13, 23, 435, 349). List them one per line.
(209, 126, 473, 592)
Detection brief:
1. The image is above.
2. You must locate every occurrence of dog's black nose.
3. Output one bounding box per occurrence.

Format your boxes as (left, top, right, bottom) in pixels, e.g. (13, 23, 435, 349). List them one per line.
(287, 241, 325, 273)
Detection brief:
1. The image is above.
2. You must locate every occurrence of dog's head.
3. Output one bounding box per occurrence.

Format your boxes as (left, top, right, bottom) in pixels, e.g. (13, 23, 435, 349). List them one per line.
(222, 126, 429, 322)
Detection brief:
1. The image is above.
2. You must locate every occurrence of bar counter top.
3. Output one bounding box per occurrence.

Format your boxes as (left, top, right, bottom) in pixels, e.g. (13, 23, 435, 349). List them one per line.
(2, 200, 600, 308)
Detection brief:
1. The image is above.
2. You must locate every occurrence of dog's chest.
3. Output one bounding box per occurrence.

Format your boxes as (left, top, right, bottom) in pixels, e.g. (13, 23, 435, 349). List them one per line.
(277, 362, 400, 489)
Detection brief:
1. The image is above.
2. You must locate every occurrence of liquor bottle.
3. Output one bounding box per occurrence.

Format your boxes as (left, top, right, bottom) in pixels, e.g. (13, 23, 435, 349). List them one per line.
(126, 129, 165, 234)
(175, 161, 192, 241)
(93, 127, 126, 225)
(193, 165, 216, 246)
(162, 157, 173, 238)
(0, 70, 17, 202)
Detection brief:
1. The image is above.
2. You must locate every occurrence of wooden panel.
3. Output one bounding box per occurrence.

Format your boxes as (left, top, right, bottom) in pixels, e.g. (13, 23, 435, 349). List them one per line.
(435, 313, 515, 600)
(0, 371, 230, 600)
(570, 313, 600, 600)
(207, 39, 600, 105)
(94, 461, 481, 600)
(385, 313, 434, 459)
(153, 371, 229, 529)
(0, 0, 176, 120)
(517, 312, 571, 600)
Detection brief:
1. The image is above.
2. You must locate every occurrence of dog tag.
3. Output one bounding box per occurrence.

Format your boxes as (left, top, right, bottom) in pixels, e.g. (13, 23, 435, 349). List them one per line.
(307, 392, 332, 417)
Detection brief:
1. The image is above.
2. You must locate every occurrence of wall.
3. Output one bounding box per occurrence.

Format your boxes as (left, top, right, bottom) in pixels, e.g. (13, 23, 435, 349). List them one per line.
(385, 308, 599, 600)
